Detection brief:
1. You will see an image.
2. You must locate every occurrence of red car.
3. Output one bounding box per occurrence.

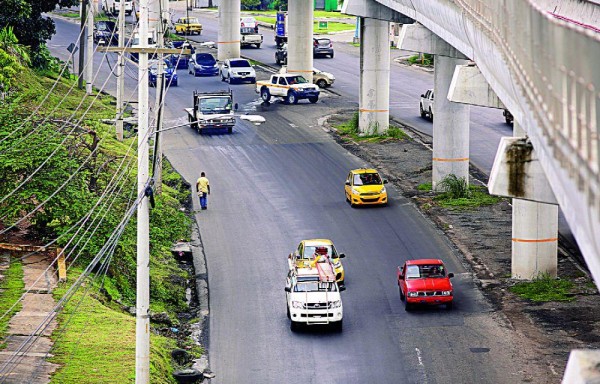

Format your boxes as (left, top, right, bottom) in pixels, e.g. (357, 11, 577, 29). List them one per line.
(397, 259, 454, 311)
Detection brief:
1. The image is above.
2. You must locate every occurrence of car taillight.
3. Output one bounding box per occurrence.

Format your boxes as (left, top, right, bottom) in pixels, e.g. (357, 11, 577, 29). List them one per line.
(329, 42, 332, 47)
(314, 40, 318, 46)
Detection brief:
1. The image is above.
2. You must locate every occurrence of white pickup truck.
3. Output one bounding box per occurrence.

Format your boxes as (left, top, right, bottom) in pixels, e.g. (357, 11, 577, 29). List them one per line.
(420, 89, 434, 120)
(102, 0, 133, 15)
(256, 74, 320, 104)
(285, 262, 344, 332)
(240, 27, 263, 48)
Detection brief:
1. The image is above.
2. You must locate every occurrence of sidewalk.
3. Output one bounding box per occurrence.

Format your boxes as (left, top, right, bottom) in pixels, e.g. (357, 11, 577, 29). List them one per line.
(0, 252, 59, 383)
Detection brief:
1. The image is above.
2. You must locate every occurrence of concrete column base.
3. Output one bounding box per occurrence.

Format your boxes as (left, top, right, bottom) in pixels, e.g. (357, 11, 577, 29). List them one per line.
(359, 18, 390, 135)
(432, 55, 470, 190)
(562, 350, 600, 383)
(217, 0, 241, 61)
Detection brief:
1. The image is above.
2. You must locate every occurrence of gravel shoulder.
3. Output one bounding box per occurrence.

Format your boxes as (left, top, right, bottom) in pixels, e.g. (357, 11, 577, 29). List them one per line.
(323, 111, 600, 381)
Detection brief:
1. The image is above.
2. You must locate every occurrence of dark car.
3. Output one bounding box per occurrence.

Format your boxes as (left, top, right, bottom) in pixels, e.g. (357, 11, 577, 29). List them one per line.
(188, 53, 219, 76)
(93, 21, 118, 46)
(275, 43, 288, 65)
(313, 37, 334, 58)
(166, 41, 193, 70)
(149, 59, 178, 87)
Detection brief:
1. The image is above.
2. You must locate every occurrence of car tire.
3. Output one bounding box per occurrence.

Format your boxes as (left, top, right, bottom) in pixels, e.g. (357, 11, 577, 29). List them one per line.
(250, 77, 256, 84)
(287, 91, 298, 105)
(330, 52, 334, 58)
(420, 103, 426, 118)
(290, 320, 299, 332)
(189, 114, 198, 132)
(399, 286, 405, 302)
(275, 56, 280, 65)
(316, 79, 327, 89)
(220, 72, 225, 82)
(260, 88, 271, 102)
(227, 74, 232, 84)
(308, 96, 318, 104)
(446, 302, 453, 310)
(286, 305, 291, 319)
(227, 126, 233, 134)
(333, 320, 343, 333)
(172, 80, 178, 87)
(429, 107, 433, 121)
(256, 43, 261, 49)
(404, 301, 412, 311)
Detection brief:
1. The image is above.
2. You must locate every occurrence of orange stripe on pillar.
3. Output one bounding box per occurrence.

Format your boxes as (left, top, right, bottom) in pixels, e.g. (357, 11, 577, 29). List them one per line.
(359, 108, 389, 112)
(512, 238, 558, 243)
(217, 40, 241, 44)
(432, 157, 470, 162)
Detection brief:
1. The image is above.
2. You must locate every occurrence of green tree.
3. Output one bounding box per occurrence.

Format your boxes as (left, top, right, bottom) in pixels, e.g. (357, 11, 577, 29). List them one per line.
(0, 26, 30, 65)
(241, 0, 261, 9)
(0, 0, 78, 68)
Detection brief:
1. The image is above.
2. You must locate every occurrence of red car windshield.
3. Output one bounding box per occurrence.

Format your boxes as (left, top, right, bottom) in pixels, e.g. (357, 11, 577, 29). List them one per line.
(406, 264, 446, 279)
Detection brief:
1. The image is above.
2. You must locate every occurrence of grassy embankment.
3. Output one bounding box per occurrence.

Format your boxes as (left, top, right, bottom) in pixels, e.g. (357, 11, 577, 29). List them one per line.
(0, 55, 194, 382)
(334, 111, 409, 142)
(0, 261, 24, 348)
(248, 11, 355, 34)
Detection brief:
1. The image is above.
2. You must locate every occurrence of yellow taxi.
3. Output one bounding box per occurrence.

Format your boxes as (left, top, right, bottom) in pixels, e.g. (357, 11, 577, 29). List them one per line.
(174, 17, 202, 35)
(345, 168, 388, 207)
(288, 239, 346, 285)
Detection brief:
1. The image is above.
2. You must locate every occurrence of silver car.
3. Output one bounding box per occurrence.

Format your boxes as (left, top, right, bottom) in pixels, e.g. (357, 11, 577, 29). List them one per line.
(220, 58, 256, 84)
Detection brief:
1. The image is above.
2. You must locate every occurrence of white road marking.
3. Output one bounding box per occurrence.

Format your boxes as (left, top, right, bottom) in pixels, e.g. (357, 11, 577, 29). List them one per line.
(415, 347, 429, 383)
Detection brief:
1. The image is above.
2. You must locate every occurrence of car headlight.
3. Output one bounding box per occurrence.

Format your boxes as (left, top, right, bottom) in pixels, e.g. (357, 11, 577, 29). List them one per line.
(330, 300, 341, 308)
(292, 301, 303, 309)
(408, 292, 419, 297)
(380, 186, 386, 193)
(333, 261, 342, 269)
(351, 188, 360, 195)
(441, 291, 452, 296)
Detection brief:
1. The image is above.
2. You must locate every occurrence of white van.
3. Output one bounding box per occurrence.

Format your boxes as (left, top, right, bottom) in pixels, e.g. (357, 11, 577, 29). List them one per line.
(102, 0, 133, 16)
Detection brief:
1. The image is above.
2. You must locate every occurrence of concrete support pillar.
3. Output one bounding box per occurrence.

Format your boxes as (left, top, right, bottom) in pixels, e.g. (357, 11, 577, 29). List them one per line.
(217, 0, 240, 61)
(288, 0, 313, 83)
(511, 121, 558, 279)
(359, 17, 390, 135)
(432, 55, 470, 189)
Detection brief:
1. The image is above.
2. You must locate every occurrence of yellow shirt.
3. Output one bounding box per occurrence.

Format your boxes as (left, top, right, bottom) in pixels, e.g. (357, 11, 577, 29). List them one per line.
(196, 177, 209, 194)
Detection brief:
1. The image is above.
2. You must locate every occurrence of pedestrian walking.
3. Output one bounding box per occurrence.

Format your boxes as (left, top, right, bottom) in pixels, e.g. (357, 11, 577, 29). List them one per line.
(196, 172, 210, 210)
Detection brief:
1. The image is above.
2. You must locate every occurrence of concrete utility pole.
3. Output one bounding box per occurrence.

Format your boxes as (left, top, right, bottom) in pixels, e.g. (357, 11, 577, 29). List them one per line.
(152, 0, 166, 193)
(86, 0, 94, 95)
(115, 0, 126, 141)
(78, 0, 88, 90)
(136, 0, 150, 381)
(217, 0, 241, 60)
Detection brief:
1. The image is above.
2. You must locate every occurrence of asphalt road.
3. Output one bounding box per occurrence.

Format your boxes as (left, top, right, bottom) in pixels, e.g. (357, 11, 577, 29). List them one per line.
(49, 16, 539, 384)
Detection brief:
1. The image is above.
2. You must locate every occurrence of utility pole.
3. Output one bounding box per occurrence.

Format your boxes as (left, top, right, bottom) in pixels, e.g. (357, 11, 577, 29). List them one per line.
(152, 0, 168, 194)
(136, 0, 150, 381)
(115, 0, 126, 141)
(86, 0, 94, 95)
(78, 0, 88, 89)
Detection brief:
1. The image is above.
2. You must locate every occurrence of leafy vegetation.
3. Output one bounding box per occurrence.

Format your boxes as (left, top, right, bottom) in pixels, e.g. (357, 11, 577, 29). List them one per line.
(407, 53, 434, 67)
(510, 274, 575, 302)
(434, 184, 502, 208)
(0, 261, 24, 347)
(437, 174, 470, 199)
(334, 111, 409, 142)
(417, 182, 432, 191)
(0, 46, 195, 381)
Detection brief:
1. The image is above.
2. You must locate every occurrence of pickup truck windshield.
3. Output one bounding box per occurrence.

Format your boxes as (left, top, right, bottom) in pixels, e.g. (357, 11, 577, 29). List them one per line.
(294, 281, 336, 292)
(286, 76, 308, 85)
(198, 97, 232, 114)
(406, 264, 446, 279)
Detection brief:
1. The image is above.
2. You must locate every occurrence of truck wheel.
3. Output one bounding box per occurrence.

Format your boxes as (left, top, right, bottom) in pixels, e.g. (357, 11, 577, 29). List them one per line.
(333, 320, 343, 332)
(227, 126, 233, 134)
(420, 104, 426, 118)
(220, 72, 225, 82)
(290, 321, 300, 332)
(308, 96, 318, 104)
(287, 91, 298, 105)
(446, 302, 453, 310)
(429, 107, 433, 121)
(286, 306, 290, 319)
(188, 115, 198, 132)
(261, 88, 271, 102)
(275, 56, 280, 65)
(316, 79, 327, 89)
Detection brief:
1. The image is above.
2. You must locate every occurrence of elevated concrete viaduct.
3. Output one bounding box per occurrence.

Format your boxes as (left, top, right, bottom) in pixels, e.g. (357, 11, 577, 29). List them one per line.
(342, 0, 599, 379)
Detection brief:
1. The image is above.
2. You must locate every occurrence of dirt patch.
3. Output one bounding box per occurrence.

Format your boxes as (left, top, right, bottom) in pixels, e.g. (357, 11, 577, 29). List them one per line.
(324, 110, 600, 379)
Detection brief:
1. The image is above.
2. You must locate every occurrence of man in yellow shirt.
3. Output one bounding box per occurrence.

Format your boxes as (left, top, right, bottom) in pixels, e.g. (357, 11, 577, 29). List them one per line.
(196, 172, 210, 210)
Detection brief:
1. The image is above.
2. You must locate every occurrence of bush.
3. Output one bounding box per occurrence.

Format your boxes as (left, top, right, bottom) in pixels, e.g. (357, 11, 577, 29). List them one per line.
(437, 174, 470, 198)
